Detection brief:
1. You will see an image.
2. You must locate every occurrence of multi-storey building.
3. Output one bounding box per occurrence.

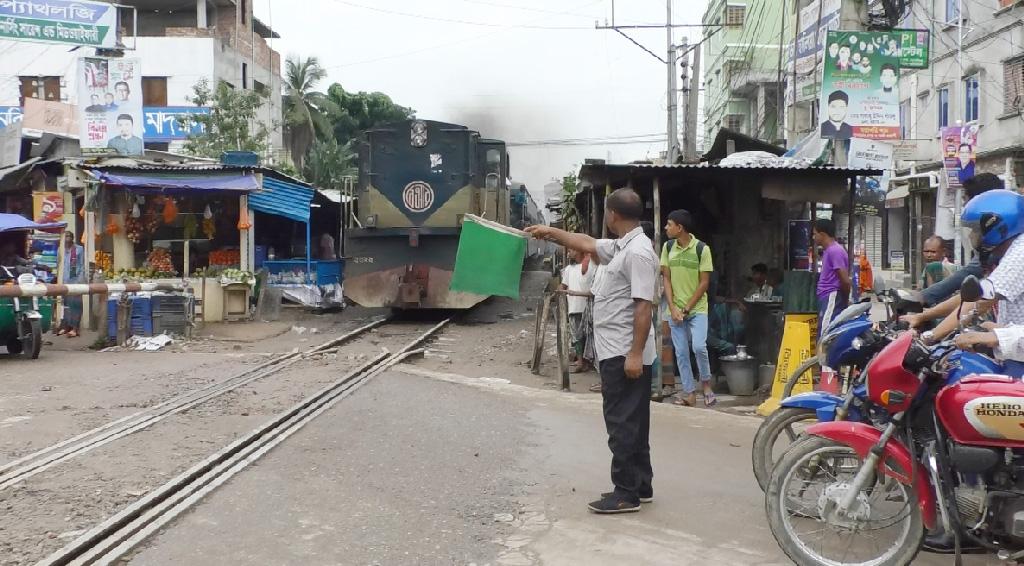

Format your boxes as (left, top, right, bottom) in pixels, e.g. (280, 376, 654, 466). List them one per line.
(0, 0, 283, 154)
(702, 0, 788, 149)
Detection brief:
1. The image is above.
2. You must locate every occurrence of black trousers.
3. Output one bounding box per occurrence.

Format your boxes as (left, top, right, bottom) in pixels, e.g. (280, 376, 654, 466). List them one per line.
(599, 356, 653, 503)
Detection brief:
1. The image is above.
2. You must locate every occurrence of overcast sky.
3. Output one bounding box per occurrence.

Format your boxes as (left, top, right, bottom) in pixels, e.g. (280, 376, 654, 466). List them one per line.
(254, 0, 708, 206)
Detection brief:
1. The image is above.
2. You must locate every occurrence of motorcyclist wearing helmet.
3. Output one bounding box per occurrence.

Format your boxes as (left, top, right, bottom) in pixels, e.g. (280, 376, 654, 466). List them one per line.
(942, 190, 1024, 373)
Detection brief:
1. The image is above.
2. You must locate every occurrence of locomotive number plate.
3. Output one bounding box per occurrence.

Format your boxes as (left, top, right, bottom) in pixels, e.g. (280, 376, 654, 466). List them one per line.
(402, 181, 435, 213)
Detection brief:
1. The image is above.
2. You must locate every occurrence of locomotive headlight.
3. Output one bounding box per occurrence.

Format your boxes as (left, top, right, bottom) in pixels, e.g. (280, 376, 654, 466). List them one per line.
(365, 214, 377, 228)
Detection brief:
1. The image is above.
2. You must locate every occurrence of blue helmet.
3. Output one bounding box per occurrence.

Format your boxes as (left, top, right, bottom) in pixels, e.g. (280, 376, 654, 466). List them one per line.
(961, 189, 1024, 256)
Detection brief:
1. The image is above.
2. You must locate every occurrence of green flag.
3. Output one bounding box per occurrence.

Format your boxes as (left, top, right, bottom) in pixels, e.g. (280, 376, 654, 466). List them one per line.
(450, 215, 527, 298)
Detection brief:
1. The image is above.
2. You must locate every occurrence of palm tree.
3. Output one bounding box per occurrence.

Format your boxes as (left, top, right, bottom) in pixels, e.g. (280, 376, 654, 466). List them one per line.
(283, 55, 335, 169)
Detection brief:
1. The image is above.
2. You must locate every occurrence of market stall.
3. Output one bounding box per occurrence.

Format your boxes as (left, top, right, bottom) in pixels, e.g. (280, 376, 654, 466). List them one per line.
(79, 166, 260, 323)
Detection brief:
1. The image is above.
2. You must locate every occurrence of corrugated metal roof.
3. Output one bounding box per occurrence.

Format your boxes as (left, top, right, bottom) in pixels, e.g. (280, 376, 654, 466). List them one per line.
(250, 177, 314, 223)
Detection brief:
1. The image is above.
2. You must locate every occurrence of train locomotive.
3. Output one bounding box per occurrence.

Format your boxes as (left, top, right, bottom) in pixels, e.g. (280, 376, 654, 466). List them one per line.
(344, 119, 514, 309)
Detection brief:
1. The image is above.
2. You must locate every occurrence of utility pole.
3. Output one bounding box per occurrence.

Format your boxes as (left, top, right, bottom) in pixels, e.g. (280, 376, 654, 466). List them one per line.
(666, 0, 679, 163)
(952, 0, 966, 265)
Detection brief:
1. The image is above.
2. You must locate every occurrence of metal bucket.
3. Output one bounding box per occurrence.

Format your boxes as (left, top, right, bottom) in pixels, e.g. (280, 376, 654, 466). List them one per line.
(759, 364, 776, 390)
(720, 354, 758, 396)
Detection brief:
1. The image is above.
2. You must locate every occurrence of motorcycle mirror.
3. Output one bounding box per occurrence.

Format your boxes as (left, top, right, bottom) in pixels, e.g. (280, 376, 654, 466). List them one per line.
(961, 275, 983, 303)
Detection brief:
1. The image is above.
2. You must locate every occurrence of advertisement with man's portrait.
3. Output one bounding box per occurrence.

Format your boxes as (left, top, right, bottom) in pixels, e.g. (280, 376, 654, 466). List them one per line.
(941, 125, 979, 191)
(819, 31, 901, 141)
(78, 57, 143, 156)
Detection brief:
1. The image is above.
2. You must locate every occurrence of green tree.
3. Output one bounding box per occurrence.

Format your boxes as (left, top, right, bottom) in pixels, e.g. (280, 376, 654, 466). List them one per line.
(283, 56, 336, 169)
(325, 84, 415, 145)
(303, 138, 357, 190)
(560, 173, 581, 231)
(180, 78, 274, 159)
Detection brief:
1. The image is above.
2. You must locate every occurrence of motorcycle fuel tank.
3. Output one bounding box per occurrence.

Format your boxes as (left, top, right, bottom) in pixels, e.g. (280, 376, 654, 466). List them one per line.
(937, 375, 1024, 448)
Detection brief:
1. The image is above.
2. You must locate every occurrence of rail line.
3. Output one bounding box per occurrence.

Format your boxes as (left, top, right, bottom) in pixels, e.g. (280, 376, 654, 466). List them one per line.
(0, 317, 389, 491)
(36, 318, 450, 566)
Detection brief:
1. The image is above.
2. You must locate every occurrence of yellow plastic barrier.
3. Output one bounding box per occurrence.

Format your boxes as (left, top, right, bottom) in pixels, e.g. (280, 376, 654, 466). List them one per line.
(757, 314, 818, 416)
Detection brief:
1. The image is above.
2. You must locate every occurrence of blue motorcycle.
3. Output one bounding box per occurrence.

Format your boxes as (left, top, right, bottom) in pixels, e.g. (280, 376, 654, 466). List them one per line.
(751, 301, 886, 491)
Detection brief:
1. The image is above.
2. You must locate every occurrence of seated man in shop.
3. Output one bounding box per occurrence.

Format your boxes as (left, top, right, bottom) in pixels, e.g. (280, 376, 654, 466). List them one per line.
(747, 263, 772, 298)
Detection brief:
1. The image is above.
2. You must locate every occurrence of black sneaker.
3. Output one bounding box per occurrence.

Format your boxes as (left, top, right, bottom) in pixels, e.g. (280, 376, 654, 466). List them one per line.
(601, 491, 653, 503)
(588, 495, 641, 514)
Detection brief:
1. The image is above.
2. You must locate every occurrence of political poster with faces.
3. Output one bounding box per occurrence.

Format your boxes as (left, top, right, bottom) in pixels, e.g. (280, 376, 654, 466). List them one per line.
(819, 31, 901, 141)
(78, 57, 143, 156)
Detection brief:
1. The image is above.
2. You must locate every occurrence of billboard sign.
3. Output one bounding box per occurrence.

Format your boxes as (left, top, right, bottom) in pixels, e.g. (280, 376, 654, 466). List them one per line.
(0, 106, 23, 129)
(848, 139, 894, 216)
(941, 125, 979, 191)
(793, 0, 842, 102)
(819, 31, 901, 140)
(78, 57, 143, 156)
(21, 97, 77, 136)
(896, 28, 929, 69)
(143, 106, 210, 141)
(0, 0, 117, 48)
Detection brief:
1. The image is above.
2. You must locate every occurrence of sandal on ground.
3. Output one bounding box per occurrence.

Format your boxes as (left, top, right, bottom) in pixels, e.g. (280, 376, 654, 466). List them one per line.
(55, 328, 66, 336)
(703, 391, 718, 407)
(673, 394, 696, 407)
(66, 330, 79, 338)
(589, 383, 602, 393)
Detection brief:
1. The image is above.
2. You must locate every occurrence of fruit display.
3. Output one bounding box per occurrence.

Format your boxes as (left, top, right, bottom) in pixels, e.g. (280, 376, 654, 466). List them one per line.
(104, 214, 120, 235)
(218, 268, 255, 286)
(145, 247, 175, 274)
(163, 198, 179, 224)
(202, 217, 216, 240)
(125, 217, 143, 244)
(95, 251, 112, 272)
(209, 249, 240, 267)
(106, 268, 177, 281)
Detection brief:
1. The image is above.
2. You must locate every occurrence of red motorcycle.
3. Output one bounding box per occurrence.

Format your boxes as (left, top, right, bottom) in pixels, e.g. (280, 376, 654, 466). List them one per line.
(765, 323, 1024, 564)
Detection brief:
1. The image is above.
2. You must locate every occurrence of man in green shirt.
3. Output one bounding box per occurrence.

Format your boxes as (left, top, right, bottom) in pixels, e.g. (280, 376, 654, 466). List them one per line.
(661, 209, 716, 407)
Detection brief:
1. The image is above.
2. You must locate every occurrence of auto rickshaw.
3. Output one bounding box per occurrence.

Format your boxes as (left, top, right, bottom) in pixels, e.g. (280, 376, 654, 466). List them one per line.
(0, 214, 64, 359)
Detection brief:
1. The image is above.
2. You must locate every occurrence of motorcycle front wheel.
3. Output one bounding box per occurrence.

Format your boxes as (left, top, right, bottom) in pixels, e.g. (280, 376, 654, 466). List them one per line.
(765, 435, 924, 566)
(752, 407, 819, 492)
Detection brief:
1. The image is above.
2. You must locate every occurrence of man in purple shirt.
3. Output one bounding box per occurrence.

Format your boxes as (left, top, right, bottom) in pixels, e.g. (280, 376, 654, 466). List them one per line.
(813, 219, 851, 337)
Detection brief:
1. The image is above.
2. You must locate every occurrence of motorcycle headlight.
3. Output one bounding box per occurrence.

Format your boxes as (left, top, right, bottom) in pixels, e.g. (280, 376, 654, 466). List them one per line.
(852, 337, 864, 350)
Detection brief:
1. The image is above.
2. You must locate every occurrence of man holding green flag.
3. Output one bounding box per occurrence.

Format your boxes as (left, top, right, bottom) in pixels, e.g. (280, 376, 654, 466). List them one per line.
(526, 188, 658, 515)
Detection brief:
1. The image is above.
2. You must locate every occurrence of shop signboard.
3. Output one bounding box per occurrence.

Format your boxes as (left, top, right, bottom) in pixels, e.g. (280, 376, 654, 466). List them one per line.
(21, 98, 77, 137)
(889, 250, 905, 271)
(941, 125, 979, 191)
(848, 139, 893, 216)
(32, 191, 63, 224)
(896, 29, 929, 69)
(819, 30, 901, 140)
(78, 57, 143, 156)
(793, 0, 842, 102)
(0, 0, 118, 48)
(0, 106, 23, 129)
(143, 107, 210, 141)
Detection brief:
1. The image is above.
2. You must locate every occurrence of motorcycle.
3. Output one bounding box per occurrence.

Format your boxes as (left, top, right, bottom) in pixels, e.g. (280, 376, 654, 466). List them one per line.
(751, 301, 888, 491)
(752, 288, 925, 492)
(764, 280, 1018, 565)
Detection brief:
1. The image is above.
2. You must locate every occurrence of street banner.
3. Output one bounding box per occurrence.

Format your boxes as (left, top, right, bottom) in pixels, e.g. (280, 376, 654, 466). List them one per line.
(793, 0, 841, 103)
(0, 106, 23, 129)
(32, 192, 64, 224)
(0, 122, 21, 167)
(848, 139, 893, 216)
(450, 214, 527, 299)
(819, 31, 901, 140)
(941, 125, 979, 191)
(143, 106, 210, 141)
(0, 0, 118, 48)
(896, 28, 930, 69)
(21, 98, 77, 137)
(78, 57, 144, 156)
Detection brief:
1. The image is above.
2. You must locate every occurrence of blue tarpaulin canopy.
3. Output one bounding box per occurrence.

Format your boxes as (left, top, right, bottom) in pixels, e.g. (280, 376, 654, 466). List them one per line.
(249, 177, 314, 223)
(0, 213, 65, 233)
(88, 171, 260, 192)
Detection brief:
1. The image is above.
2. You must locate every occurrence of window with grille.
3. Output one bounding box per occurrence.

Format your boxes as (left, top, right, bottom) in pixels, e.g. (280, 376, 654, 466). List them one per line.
(938, 87, 949, 128)
(18, 76, 60, 106)
(726, 114, 745, 132)
(1004, 57, 1024, 115)
(900, 100, 911, 139)
(725, 4, 746, 26)
(964, 74, 980, 123)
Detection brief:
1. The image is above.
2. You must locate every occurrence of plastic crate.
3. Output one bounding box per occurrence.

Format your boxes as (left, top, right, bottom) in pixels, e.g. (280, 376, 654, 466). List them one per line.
(151, 295, 191, 313)
(152, 314, 190, 337)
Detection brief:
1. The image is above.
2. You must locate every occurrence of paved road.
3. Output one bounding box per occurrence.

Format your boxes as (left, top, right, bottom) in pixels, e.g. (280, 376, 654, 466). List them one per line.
(128, 365, 980, 566)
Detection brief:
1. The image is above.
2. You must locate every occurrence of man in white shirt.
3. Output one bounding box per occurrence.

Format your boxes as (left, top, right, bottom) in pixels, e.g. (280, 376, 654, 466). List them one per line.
(561, 250, 596, 372)
(527, 188, 658, 515)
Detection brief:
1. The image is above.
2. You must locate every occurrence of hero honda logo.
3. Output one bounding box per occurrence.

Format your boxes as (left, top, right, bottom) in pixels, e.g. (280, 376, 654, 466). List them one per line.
(402, 181, 435, 213)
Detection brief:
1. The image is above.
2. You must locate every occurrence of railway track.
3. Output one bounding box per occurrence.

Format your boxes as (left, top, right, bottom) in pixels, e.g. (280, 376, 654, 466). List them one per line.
(36, 318, 450, 566)
(0, 317, 389, 491)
